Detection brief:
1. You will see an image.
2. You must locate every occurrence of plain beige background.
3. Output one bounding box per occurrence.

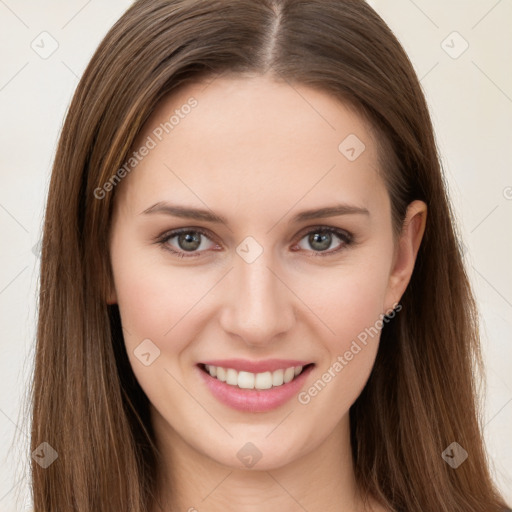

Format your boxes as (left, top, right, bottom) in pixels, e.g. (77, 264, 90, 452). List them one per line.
(0, 0, 510, 509)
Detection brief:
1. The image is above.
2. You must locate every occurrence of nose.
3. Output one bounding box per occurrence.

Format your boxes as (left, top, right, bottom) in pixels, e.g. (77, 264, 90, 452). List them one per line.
(218, 247, 296, 347)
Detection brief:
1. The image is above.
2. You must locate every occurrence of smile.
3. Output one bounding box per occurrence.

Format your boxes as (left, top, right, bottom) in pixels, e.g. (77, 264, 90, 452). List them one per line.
(201, 363, 312, 390)
(197, 361, 316, 412)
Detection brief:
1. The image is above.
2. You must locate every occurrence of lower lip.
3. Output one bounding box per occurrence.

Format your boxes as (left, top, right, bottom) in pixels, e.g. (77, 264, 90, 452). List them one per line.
(197, 364, 315, 413)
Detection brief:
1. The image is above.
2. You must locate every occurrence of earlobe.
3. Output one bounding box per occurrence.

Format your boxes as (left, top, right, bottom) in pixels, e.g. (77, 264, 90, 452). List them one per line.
(384, 200, 427, 310)
(106, 290, 117, 305)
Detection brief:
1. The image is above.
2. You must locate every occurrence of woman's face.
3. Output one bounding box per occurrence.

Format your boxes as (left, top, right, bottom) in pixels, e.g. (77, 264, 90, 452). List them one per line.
(108, 74, 425, 471)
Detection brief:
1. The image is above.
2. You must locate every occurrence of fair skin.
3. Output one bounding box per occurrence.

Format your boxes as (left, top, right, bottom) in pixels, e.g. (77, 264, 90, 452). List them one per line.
(108, 74, 427, 512)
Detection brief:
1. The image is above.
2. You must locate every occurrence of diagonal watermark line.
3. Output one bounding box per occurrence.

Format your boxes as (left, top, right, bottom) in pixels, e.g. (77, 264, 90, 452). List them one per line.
(163, 367, 233, 438)
(61, 0, 92, 29)
(265, 409, 294, 438)
(471, 265, 512, 308)
(472, 0, 503, 29)
(265, 266, 336, 335)
(407, 0, 439, 28)
(472, 61, 512, 104)
(485, 396, 512, 428)
(201, 471, 233, 502)
(0, 266, 28, 296)
(164, 163, 233, 234)
(470, 204, 499, 233)
(61, 60, 79, 79)
(278, 72, 336, 130)
(266, 472, 311, 512)
(0, 0, 29, 28)
(0, 202, 29, 232)
(163, 268, 234, 336)
(0, 62, 29, 92)
(420, 61, 439, 82)
(266, 164, 337, 234)
(0, 407, 29, 440)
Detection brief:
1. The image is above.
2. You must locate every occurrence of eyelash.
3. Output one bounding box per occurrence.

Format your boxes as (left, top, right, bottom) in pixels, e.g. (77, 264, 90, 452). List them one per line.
(155, 226, 354, 259)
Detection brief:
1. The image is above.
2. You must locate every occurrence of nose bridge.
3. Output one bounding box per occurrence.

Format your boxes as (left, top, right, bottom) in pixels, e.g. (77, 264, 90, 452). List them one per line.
(219, 240, 295, 344)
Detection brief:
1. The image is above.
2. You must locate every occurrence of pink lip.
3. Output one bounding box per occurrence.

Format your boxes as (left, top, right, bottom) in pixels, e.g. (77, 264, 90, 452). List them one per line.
(200, 358, 312, 373)
(197, 363, 315, 413)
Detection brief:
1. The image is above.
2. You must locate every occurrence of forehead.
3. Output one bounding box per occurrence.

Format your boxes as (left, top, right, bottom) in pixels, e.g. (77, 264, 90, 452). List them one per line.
(114, 75, 387, 223)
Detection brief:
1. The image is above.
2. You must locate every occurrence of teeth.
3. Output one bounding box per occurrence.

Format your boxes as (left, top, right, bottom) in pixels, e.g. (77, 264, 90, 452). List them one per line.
(226, 368, 238, 385)
(205, 364, 305, 390)
(272, 369, 284, 387)
(284, 367, 295, 383)
(238, 371, 255, 389)
(216, 366, 226, 382)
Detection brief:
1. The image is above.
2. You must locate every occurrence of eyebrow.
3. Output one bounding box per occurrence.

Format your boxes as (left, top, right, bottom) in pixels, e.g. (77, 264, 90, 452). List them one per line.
(141, 202, 370, 224)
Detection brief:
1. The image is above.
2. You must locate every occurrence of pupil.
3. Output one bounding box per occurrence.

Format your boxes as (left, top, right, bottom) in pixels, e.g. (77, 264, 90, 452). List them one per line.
(310, 232, 331, 251)
(179, 232, 201, 251)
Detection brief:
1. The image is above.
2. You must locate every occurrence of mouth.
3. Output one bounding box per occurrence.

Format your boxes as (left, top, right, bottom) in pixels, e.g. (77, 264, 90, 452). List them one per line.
(198, 362, 315, 390)
(197, 361, 315, 412)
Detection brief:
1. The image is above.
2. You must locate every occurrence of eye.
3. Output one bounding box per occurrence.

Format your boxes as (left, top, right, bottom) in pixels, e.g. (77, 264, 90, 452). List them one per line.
(293, 226, 353, 257)
(157, 228, 219, 258)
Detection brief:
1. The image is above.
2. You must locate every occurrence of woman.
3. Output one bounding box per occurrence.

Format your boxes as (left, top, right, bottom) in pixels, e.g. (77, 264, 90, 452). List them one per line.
(31, 0, 510, 510)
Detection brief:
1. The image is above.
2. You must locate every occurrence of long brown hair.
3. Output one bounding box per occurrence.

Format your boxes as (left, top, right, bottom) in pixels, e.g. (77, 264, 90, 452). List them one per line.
(30, 0, 509, 510)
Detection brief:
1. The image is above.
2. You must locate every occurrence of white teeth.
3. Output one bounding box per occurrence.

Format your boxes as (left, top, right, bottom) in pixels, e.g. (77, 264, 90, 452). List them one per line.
(216, 366, 226, 382)
(283, 367, 295, 383)
(272, 369, 284, 386)
(226, 368, 238, 385)
(255, 371, 273, 389)
(238, 371, 255, 389)
(204, 364, 306, 390)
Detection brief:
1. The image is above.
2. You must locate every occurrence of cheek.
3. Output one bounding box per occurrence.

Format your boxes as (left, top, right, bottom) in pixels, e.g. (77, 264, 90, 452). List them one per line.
(110, 239, 227, 375)
(113, 261, 203, 346)
(110, 251, 212, 405)
(291, 247, 393, 403)
(294, 267, 391, 419)
(295, 255, 392, 343)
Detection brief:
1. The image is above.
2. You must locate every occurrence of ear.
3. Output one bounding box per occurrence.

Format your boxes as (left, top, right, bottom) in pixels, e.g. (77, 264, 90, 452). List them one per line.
(383, 200, 427, 311)
(106, 288, 117, 305)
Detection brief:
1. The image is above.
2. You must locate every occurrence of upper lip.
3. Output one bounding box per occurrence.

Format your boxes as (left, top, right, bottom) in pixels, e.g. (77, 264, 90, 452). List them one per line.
(199, 359, 313, 373)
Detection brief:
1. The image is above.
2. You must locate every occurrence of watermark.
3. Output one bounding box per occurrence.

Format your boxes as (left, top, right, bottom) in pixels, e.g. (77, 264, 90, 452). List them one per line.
(236, 442, 263, 468)
(441, 31, 469, 60)
(442, 442, 468, 469)
(297, 303, 402, 405)
(338, 133, 366, 161)
(32, 441, 58, 468)
(94, 96, 198, 200)
(236, 236, 264, 264)
(31, 31, 59, 60)
(134, 338, 160, 366)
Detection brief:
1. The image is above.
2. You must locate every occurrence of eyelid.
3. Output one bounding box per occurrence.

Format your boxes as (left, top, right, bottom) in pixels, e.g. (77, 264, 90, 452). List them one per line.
(155, 224, 354, 258)
(294, 224, 353, 242)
